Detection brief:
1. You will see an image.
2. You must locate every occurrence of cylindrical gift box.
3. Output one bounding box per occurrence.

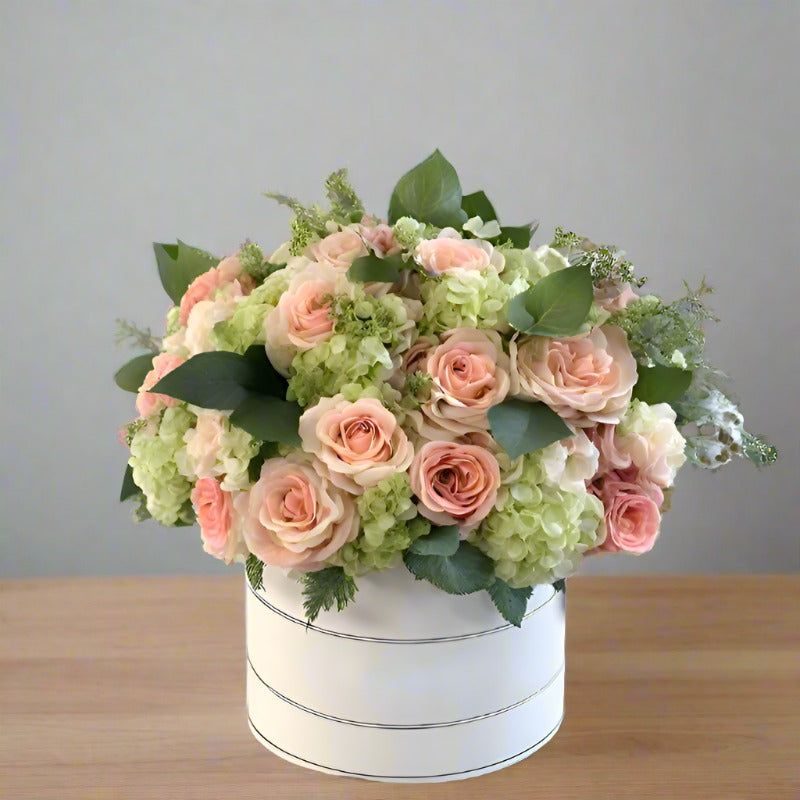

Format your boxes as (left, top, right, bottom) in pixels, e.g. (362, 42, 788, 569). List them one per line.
(246, 567, 565, 783)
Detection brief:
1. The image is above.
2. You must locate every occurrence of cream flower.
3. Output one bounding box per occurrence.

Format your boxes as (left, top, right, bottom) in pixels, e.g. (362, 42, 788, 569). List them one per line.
(418, 328, 510, 438)
(510, 325, 637, 427)
(540, 430, 601, 493)
(182, 412, 225, 478)
(414, 230, 504, 275)
(310, 228, 367, 270)
(235, 455, 358, 571)
(298, 396, 414, 494)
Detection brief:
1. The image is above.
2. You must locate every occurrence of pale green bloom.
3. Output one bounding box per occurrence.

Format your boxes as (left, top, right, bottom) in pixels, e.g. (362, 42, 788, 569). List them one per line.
(329, 475, 430, 576)
(217, 422, 260, 491)
(471, 452, 605, 587)
(463, 216, 501, 239)
(129, 406, 195, 526)
(165, 306, 181, 336)
(501, 245, 566, 288)
(392, 216, 426, 251)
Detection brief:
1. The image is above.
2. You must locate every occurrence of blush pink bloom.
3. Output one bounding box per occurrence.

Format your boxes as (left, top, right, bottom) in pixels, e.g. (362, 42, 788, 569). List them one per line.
(179, 269, 225, 326)
(587, 423, 633, 474)
(234, 456, 358, 571)
(135, 353, 185, 417)
(191, 477, 242, 564)
(310, 229, 367, 270)
(590, 469, 663, 555)
(594, 283, 639, 313)
(361, 223, 401, 257)
(419, 328, 510, 438)
(410, 441, 500, 532)
(414, 234, 498, 275)
(510, 325, 638, 427)
(298, 396, 414, 494)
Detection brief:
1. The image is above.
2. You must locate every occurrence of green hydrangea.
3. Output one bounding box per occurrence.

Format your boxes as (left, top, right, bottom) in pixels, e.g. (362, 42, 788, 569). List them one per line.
(329, 475, 430, 576)
(471, 452, 605, 587)
(418, 269, 513, 334)
(217, 422, 260, 490)
(165, 306, 181, 336)
(129, 406, 195, 526)
(212, 269, 290, 353)
(392, 216, 426, 251)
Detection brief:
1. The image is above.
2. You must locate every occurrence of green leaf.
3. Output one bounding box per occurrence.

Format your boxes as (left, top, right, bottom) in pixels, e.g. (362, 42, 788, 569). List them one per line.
(461, 190, 498, 222)
(404, 541, 495, 596)
(347, 253, 406, 283)
(632, 365, 693, 405)
(552, 578, 566, 594)
(248, 441, 279, 482)
(301, 567, 358, 623)
(230, 395, 302, 445)
(154, 240, 218, 305)
(506, 292, 536, 332)
(114, 353, 154, 393)
(513, 264, 593, 337)
(496, 224, 536, 249)
(487, 579, 532, 627)
(246, 554, 264, 591)
(408, 525, 459, 556)
(120, 463, 138, 502)
(488, 398, 572, 459)
(152, 346, 287, 410)
(387, 149, 467, 228)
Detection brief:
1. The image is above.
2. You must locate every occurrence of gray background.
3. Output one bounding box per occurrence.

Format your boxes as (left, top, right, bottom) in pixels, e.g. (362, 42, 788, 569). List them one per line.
(1, 0, 798, 578)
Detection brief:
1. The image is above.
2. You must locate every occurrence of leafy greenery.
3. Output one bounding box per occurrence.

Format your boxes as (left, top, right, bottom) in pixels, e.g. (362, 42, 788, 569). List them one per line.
(488, 398, 572, 459)
(388, 150, 467, 229)
(114, 353, 155, 393)
(404, 541, 496, 595)
(487, 579, 532, 627)
(347, 253, 406, 283)
(507, 265, 593, 337)
(230, 394, 302, 446)
(633, 365, 693, 405)
(154, 240, 218, 304)
(301, 567, 358, 623)
(120, 463, 139, 502)
(742, 432, 779, 466)
(461, 190, 497, 222)
(248, 441, 279, 482)
(408, 525, 459, 556)
(246, 554, 264, 591)
(496, 224, 535, 248)
(324, 168, 364, 220)
(553, 579, 566, 593)
(551, 227, 645, 288)
(114, 319, 161, 352)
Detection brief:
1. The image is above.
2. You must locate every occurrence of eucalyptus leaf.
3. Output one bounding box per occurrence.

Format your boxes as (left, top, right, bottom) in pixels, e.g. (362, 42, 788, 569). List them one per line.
(519, 264, 593, 337)
(488, 398, 572, 459)
(487, 579, 532, 627)
(387, 150, 467, 228)
(632, 365, 693, 405)
(230, 394, 302, 445)
(403, 541, 495, 595)
(461, 190, 498, 222)
(154, 240, 218, 304)
(408, 525, 459, 556)
(348, 253, 405, 283)
(114, 353, 155, 393)
(120, 463, 138, 502)
(506, 292, 536, 332)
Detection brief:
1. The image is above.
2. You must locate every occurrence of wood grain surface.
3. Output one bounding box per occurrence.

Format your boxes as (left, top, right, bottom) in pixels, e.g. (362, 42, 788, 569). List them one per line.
(1, 575, 798, 799)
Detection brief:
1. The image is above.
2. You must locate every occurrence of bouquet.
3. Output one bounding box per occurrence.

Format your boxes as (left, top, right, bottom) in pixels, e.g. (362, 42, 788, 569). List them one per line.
(115, 150, 776, 625)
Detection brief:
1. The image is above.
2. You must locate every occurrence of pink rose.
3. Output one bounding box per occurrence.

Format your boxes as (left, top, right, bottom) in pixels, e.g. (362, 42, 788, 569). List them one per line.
(179, 269, 225, 326)
(410, 441, 500, 532)
(590, 469, 663, 555)
(298, 396, 414, 494)
(191, 477, 243, 564)
(510, 325, 638, 427)
(587, 423, 633, 474)
(135, 353, 185, 417)
(594, 283, 639, 313)
(420, 328, 510, 437)
(361, 223, 401, 257)
(310, 229, 367, 270)
(265, 263, 339, 375)
(414, 233, 500, 275)
(234, 456, 358, 571)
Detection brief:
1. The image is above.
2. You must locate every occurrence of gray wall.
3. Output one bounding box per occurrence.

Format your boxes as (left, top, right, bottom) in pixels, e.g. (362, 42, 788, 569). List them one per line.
(2, 0, 798, 578)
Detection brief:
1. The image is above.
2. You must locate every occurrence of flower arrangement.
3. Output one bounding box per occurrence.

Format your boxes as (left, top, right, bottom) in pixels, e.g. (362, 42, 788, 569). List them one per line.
(115, 151, 776, 625)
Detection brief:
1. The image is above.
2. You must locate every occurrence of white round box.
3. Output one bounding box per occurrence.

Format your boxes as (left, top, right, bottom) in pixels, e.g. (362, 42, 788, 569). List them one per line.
(246, 567, 565, 783)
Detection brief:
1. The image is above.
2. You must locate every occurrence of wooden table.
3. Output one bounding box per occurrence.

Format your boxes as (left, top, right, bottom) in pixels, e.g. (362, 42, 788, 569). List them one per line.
(1, 576, 798, 799)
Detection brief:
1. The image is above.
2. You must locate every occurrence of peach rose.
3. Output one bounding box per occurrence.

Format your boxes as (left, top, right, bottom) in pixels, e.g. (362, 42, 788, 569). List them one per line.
(414, 231, 503, 275)
(191, 477, 243, 564)
(298, 396, 414, 494)
(590, 469, 663, 554)
(510, 325, 637, 427)
(361, 223, 401, 257)
(587, 423, 633, 474)
(234, 456, 358, 571)
(264, 262, 341, 375)
(136, 353, 185, 417)
(420, 328, 510, 437)
(410, 441, 500, 531)
(310, 228, 367, 270)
